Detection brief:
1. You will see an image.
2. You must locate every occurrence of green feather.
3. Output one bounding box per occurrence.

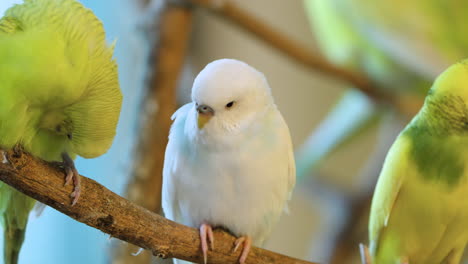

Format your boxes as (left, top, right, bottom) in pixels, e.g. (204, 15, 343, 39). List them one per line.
(403, 91, 468, 187)
(405, 129, 465, 187)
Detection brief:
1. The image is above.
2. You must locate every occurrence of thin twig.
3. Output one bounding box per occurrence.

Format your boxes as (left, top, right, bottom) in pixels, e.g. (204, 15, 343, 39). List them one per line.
(187, 1, 374, 96)
(186, 0, 423, 116)
(0, 148, 318, 264)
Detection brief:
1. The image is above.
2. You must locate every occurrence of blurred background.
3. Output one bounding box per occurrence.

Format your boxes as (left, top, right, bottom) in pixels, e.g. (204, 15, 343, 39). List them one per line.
(0, 0, 466, 263)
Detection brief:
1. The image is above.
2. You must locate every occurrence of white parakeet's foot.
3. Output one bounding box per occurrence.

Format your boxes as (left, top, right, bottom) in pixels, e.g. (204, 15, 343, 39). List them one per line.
(199, 223, 214, 264)
(232, 236, 252, 264)
(61, 152, 81, 206)
(359, 243, 371, 264)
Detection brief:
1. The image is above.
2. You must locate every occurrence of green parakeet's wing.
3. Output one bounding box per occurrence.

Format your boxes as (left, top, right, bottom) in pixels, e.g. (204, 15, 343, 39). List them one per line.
(1, 190, 35, 264)
(368, 134, 408, 260)
(369, 131, 468, 264)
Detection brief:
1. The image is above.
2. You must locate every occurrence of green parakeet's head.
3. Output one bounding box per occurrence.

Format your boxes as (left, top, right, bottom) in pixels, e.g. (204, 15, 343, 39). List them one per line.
(416, 60, 468, 135)
(402, 60, 468, 188)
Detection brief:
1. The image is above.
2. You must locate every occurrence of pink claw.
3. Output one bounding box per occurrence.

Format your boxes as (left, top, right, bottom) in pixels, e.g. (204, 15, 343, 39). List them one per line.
(62, 153, 81, 206)
(233, 236, 252, 264)
(200, 223, 214, 264)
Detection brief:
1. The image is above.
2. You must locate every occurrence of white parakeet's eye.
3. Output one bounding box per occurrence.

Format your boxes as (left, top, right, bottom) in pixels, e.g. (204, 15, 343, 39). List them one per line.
(225, 101, 235, 109)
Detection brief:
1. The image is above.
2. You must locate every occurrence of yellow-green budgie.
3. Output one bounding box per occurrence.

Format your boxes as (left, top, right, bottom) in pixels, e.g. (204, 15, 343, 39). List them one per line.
(305, 0, 468, 93)
(298, 0, 445, 179)
(366, 60, 468, 263)
(304, 0, 436, 97)
(0, 0, 122, 263)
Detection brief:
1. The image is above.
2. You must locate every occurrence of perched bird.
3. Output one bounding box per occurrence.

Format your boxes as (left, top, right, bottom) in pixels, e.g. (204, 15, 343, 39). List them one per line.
(162, 59, 295, 264)
(363, 60, 468, 264)
(0, 0, 122, 263)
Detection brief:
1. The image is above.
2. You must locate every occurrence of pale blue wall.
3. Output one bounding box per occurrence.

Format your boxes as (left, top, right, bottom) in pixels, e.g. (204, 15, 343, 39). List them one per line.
(0, 1, 146, 263)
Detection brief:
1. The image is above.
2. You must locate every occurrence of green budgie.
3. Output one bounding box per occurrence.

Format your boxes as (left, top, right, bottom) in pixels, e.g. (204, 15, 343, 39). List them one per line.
(299, 1, 468, 180)
(305, 0, 468, 93)
(298, 0, 435, 180)
(323, 0, 468, 79)
(0, 0, 122, 263)
(304, 0, 435, 97)
(362, 60, 468, 264)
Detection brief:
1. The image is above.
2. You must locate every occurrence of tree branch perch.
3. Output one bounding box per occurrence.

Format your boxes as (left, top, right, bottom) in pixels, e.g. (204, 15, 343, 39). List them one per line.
(0, 148, 317, 264)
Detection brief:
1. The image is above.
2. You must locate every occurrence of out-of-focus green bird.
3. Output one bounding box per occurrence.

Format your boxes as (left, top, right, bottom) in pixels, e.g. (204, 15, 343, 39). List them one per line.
(0, 0, 122, 263)
(364, 60, 468, 264)
(298, 0, 468, 180)
(298, 0, 433, 181)
(304, 0, 468, 94)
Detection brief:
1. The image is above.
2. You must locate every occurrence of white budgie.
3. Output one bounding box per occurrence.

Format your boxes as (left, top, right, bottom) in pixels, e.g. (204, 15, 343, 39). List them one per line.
(162, 59, 295, 264)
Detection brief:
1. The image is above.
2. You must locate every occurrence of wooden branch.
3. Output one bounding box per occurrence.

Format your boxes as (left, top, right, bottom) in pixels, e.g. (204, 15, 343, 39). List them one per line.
(0, 149, 317, 264)
(186, 0, 423, 116)
(187, 1, 373, 95)
(114, 1, 193, 262)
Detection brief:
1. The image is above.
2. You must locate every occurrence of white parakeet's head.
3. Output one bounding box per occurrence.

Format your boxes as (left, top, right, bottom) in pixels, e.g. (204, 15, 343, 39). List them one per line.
(191, 59, 274, 134)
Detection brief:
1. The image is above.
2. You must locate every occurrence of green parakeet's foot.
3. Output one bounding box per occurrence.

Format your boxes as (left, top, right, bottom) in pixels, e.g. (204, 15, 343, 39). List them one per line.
(232, 236, 251, 264)
(12, 144, 23, 158)
(359, 243, 371, 264)
(199, 222, 214, 264)
(61, 152, 81, 206)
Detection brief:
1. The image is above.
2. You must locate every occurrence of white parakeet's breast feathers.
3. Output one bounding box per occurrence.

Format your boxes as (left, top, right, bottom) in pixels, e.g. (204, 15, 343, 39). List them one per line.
(163, 59, 295, 263)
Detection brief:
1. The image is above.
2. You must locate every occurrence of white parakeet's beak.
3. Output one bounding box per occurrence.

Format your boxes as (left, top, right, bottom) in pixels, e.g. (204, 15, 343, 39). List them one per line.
(197, 104, 214, 129)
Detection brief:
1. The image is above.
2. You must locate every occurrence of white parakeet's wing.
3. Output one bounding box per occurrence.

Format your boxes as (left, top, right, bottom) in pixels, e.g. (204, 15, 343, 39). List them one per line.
(162, 102, 198, 264)
(162, 103, 193, 222)
(368, 134, 410, 254)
